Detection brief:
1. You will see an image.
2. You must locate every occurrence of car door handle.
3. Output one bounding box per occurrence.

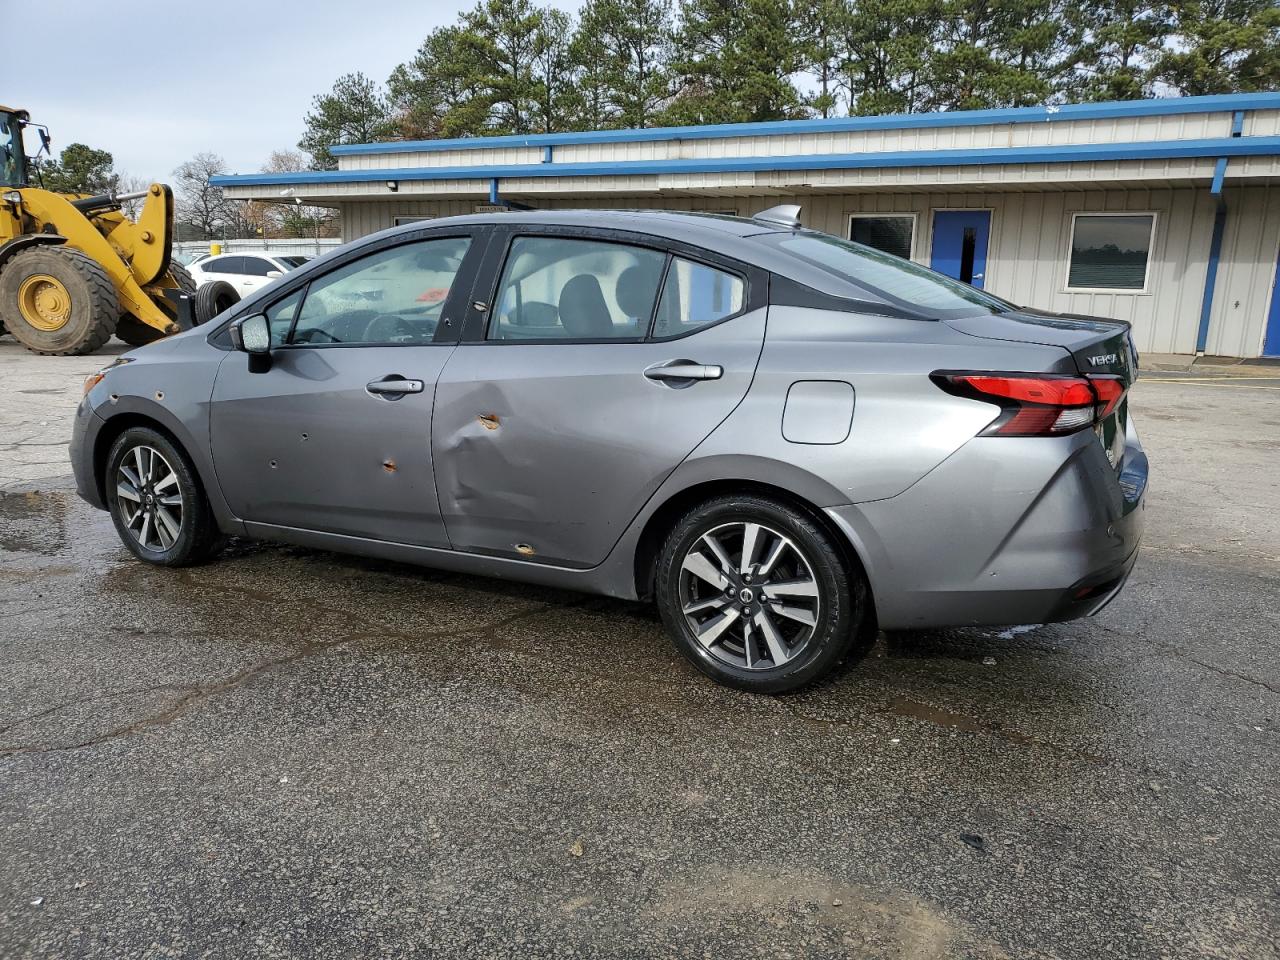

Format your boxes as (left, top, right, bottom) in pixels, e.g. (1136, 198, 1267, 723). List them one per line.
(643, 360, 724, 384)
(366, 377, 425, 399)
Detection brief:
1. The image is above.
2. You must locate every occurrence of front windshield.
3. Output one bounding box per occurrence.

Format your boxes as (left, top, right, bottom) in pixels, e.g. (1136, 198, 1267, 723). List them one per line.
(760, 231, 1013, 318)
(279, 256, 309, 268)
(0, 114, 26, 188)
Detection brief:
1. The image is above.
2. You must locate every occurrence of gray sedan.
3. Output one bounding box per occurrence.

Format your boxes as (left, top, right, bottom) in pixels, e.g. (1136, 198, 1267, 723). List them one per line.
(70, 208, 1147, 693)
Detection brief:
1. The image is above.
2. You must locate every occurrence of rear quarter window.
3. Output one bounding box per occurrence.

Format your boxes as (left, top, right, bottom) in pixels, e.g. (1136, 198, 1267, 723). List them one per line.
(760, 232, 1013, 319)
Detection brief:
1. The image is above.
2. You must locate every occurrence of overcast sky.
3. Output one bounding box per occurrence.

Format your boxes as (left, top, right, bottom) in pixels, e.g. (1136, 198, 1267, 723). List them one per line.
(8, 0, 582, 181)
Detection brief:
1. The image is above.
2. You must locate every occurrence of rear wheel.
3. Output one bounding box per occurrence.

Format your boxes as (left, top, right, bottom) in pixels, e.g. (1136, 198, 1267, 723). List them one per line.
(115, 262, 198, 346)
(655, 494, 866, 694)
(106, 426, 223, 566)
(0, 246, 117, 355)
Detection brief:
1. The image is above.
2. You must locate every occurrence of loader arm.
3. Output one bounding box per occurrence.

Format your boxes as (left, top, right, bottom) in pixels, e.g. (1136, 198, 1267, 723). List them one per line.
(11, 186, 179, 334)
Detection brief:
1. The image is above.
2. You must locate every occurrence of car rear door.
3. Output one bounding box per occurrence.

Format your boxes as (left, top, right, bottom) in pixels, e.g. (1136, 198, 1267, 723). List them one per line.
(431, 226, 768, 568)
(197, 255, 240, 287)
(209, 228, 486, 546)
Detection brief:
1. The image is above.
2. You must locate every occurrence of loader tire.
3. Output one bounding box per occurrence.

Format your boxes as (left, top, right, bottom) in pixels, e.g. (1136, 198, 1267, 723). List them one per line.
(194, 280, 239, 325)
(0, 247, 118, 355)
(115, 263, 200, 347)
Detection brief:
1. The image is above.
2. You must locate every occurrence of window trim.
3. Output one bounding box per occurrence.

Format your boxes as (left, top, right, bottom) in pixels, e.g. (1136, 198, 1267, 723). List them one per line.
(473, 227, 756, 345)
(204, 227, 487, 350)
(239, 255, 277, 278)
(283, 233, 477, 348)
(482, 232, 664, 345)
(647, 252, 751, 342)
(847, 212, 918, 261)
(1063, 210, 1158, 295)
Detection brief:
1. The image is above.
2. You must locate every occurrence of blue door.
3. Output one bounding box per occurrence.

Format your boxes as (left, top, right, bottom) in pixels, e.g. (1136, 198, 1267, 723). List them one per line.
(931, 210, 991, 288)
(1264, 249, 1280, 357)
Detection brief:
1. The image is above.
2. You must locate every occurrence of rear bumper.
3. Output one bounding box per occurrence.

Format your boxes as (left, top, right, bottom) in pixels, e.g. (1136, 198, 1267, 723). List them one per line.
(827, 419, 1147, 630)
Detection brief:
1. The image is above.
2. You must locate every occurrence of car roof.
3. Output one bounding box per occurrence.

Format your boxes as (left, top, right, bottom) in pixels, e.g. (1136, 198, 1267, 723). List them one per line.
(367, 208, 792, 271)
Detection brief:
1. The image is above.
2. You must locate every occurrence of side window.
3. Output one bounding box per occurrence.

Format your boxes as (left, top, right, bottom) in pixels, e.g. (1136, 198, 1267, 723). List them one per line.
(200, 256, 225, 273)
(290, 236, 471, 345)
(209, 256, 243, 275)
(653, 257, 745, 338)
(488, 236, 665, 341)
(240, 257, 276, 277)
(265, 289, 304, 346)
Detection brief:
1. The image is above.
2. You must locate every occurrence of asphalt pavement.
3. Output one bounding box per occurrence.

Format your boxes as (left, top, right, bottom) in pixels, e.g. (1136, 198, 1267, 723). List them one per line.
(1, 340, 1277, 959)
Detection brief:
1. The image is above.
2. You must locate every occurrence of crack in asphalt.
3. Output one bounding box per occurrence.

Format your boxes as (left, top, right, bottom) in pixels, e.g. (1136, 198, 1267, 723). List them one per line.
(1096, 622, 1280, 697)
(0, 599, 566, 759)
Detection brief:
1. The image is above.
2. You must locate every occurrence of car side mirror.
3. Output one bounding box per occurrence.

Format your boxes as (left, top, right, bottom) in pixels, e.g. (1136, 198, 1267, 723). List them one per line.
(266, 270, 283, 279)
(230, 314, 272, 373)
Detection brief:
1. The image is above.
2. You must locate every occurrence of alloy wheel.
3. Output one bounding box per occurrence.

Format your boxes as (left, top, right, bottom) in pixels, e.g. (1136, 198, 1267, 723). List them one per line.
(115, 445, 184, 551)
(677, 521, 822, 670)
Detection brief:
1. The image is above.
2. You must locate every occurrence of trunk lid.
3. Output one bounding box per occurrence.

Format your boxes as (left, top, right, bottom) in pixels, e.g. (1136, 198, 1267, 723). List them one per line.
(944, 308, 1136, 385)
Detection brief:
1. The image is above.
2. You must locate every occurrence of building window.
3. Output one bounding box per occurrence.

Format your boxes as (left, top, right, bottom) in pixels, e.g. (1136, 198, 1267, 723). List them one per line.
(393, 215, 433, 226)
(849, 214, 915, 260)
(1067, 214, 1155, 291)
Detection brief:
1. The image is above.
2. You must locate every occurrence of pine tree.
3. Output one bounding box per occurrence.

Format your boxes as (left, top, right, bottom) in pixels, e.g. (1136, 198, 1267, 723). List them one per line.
(299, 73, 396, 169)
(1157, 0, 1280, 95)
(799, 0, 849, 118)
(38, 143, 117, 195)
(532, 8, 580, 133)
(576, 0, 675, 128)
(460, 0, 546, 135)
(924, 0, 1072, 110)
(1066, 0, 1170, 101)
(665, 0, 805, 124)
(839, 0, 939, 115)
(388, 27, 493, 139)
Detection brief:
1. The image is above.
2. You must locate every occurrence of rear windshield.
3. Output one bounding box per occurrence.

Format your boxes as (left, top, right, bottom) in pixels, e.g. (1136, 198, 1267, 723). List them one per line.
(757, 231, 1013, 319)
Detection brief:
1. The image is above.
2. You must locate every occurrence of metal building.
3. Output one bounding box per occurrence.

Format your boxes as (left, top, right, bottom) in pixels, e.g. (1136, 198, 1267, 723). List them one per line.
(216, 93, 1280, 358)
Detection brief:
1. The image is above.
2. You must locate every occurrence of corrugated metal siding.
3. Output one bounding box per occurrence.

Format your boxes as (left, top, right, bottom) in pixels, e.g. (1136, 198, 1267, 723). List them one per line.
(348, 110, 1254, 170)
(1207, 185, 1280, 356)
(336, 183, 1279, 356)
(340, 147, 542, 170)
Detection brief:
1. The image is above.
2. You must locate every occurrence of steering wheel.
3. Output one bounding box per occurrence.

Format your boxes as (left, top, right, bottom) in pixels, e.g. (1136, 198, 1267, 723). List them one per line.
(361, 313, 423, 342)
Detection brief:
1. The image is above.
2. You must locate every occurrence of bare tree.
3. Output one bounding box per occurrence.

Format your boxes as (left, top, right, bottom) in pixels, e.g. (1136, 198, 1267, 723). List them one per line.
(255, 149, 340, 240)
(172, 152, 233, 240)
(113, 172, 151, 220)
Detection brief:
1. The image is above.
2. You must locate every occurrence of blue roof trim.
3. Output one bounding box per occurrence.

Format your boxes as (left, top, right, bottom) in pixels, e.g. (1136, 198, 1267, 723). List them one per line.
(213, 135, 1280, 188)
(328, 93, 1280, 157)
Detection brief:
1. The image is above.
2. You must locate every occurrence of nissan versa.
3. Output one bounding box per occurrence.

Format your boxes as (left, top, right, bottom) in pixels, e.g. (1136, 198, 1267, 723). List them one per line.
(70, 208, 1147, 693)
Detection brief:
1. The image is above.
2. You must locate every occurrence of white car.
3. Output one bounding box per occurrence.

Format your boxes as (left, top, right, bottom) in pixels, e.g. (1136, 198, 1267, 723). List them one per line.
(188, 253, 309, 297)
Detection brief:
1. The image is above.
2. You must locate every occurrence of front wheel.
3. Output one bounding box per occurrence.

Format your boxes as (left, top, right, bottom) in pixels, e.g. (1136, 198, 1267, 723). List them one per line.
(106, 427, 223, 566)
(655, 494, 866, 694)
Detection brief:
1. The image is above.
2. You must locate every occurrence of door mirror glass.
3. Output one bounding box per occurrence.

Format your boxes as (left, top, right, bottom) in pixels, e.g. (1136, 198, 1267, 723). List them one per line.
(235, 314, 271, 354)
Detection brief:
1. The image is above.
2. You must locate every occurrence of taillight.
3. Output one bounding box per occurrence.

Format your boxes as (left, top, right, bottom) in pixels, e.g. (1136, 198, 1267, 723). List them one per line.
(932, 372, 1127, 437)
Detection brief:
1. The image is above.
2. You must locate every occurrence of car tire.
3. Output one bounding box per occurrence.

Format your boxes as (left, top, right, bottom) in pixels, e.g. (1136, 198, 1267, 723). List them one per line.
(194, 280, 240, 325)
(655, 494, 866, 694)
(105, 426, 223, 566)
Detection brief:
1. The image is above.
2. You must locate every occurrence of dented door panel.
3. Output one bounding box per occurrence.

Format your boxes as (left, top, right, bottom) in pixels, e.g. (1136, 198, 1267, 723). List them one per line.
(431, 309, 767, 567)
(209, 345, 455, 546)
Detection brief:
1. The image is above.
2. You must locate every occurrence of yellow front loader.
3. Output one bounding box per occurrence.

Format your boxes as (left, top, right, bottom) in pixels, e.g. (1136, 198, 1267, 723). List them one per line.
(0, 105, 229, 355)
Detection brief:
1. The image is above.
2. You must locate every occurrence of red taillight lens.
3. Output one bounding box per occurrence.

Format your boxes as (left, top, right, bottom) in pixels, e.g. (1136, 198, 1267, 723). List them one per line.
(1090, 376, 1125, 419)
(932, 372, 1127, 437)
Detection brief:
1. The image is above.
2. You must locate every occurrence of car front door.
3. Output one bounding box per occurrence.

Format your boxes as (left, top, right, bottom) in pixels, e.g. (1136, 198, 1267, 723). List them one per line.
(209, 230, 484, 546)
(432, 229, 767, 567)
(237, 256, 279, 295)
